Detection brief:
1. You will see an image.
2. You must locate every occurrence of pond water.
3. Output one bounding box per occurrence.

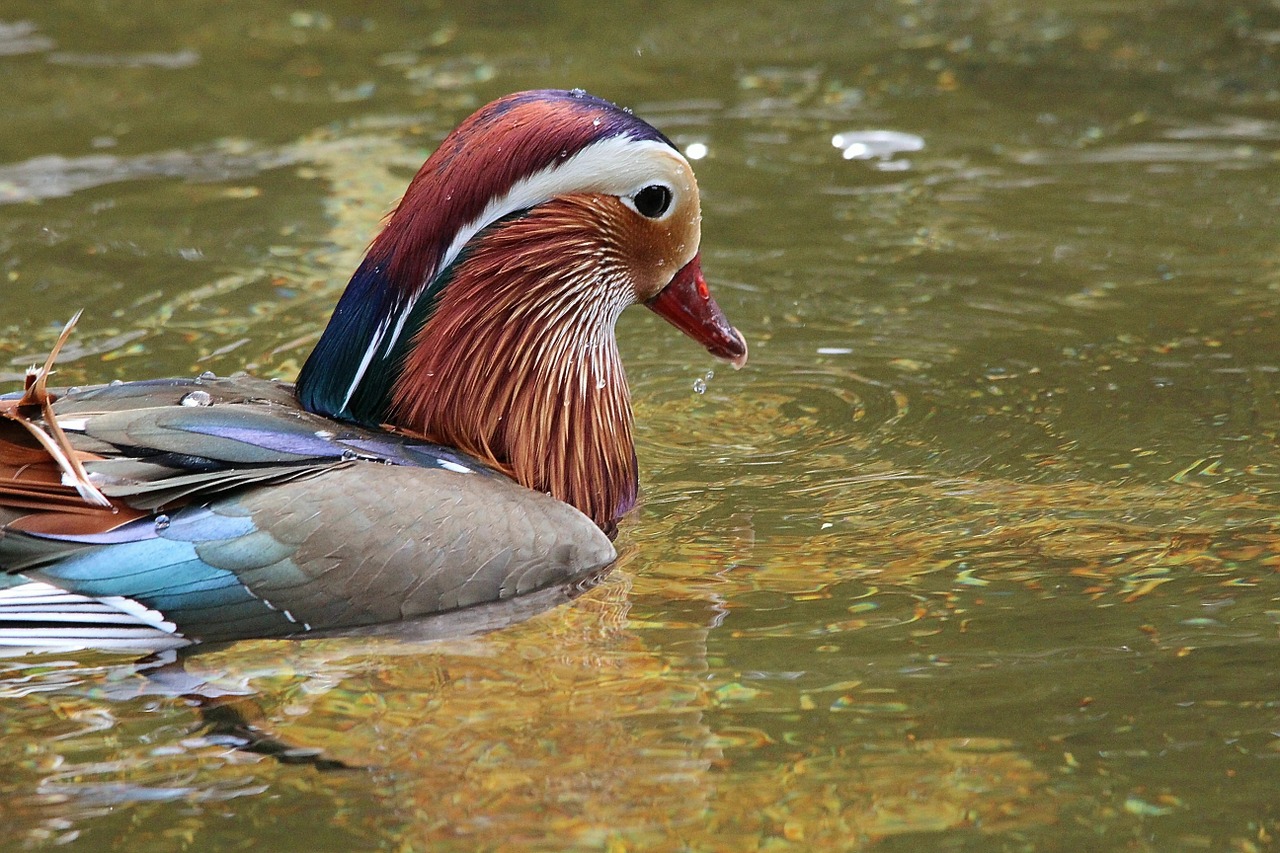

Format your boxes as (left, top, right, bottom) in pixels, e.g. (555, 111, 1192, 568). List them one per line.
(3, 1, 1280, 850)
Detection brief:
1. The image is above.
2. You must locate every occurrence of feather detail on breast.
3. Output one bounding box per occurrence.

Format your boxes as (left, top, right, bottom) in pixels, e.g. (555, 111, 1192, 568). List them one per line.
(390, 196, 639, 534)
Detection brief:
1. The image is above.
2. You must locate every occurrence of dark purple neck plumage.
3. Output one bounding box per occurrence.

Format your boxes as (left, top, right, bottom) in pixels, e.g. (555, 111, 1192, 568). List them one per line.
(296, 201, 640, 533)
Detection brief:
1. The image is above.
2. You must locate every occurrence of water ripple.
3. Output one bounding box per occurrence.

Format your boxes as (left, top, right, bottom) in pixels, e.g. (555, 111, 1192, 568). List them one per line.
(0, 143, 297, 204)
(47, 49, 199, 69)
(0, 20, 52, 56)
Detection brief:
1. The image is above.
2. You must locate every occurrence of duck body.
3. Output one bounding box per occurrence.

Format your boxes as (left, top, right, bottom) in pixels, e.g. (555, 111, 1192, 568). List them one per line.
(0, 90, 746, 651)
(0, 375, 614, 649)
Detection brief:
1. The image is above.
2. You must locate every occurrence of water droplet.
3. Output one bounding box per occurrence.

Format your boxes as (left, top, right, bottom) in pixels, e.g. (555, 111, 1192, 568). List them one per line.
(592, 118, 601, 127)
(198, 370, 217, 381)
(154, 514, 171, 531)
(569, 88, 586, 98)
(313, 429, 335, 439)
(180, 390, 213, 407)
(692, 378, 707, 394)
(341, 449, 358, 461)
(596, 377, 607, 390)
(705, 369, 715, 381)
(67, 386, 81, 395)
(109, 379, 124, 387)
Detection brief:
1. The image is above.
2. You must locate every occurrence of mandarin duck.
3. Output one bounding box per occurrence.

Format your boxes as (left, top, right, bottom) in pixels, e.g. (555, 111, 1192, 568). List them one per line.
(0, 89, 747, 651)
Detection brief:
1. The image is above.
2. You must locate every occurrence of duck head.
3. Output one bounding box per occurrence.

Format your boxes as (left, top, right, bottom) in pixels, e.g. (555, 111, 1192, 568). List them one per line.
(296, 89, 747, 533)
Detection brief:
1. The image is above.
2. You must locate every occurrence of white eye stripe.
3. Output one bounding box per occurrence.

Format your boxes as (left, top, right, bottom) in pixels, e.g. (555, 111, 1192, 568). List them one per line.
(435, 137, 688, 286)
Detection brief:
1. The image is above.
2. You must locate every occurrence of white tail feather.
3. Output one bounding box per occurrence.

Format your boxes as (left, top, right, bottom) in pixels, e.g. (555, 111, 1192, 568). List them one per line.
(0, 581, 187, 652)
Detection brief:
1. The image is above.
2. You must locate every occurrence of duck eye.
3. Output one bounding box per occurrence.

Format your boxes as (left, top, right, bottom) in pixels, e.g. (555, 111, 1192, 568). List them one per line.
(633, 184, 672, 218)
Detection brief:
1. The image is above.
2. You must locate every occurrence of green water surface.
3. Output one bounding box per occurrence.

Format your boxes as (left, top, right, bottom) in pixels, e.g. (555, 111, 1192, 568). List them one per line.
(2, 2, 1280, 850)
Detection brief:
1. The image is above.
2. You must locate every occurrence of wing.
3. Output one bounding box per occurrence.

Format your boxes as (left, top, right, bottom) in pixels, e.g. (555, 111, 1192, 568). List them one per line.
(0, 375, 615, 650)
